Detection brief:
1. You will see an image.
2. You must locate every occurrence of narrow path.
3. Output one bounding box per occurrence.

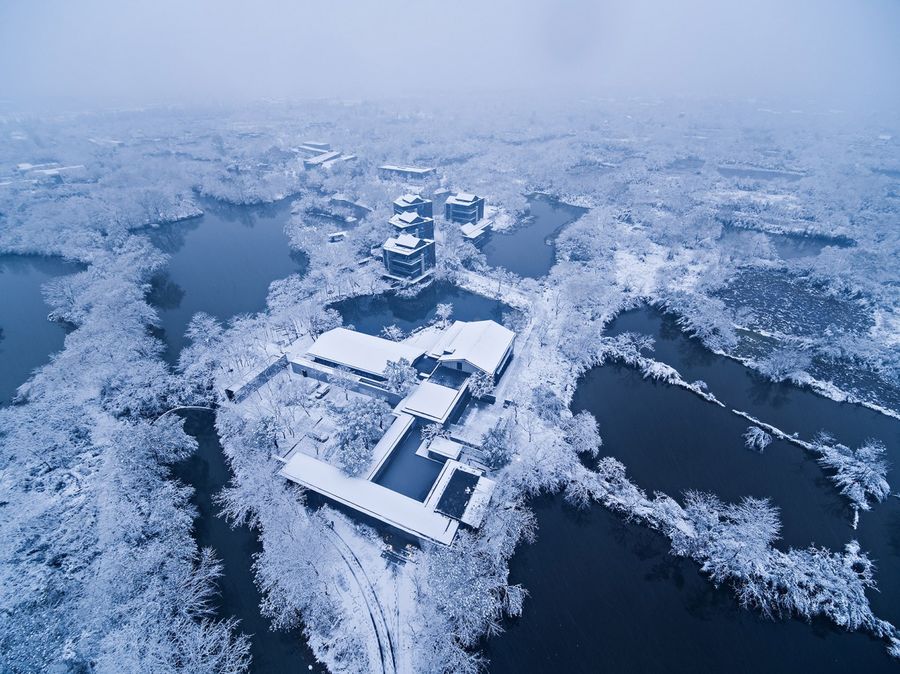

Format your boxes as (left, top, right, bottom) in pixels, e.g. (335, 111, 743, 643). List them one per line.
(321, 524, 397, 674)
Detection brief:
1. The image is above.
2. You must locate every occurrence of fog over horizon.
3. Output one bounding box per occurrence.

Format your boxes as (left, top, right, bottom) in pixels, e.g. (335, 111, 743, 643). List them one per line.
(2, 0, 899, 113)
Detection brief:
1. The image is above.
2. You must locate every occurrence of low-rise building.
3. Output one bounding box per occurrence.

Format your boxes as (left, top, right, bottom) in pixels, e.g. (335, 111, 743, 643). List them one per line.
(445, 192, 485, 224)
(393, 193, 433, 218)
(427, 320, 515, 380)
(388, 210, 435, 239)
(382, 234, 436, 283)
(460, 219, 492, 245)
(378, 164, 436, 181)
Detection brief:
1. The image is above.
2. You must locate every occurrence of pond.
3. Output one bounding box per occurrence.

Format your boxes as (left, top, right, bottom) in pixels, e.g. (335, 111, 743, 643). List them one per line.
(174, 409, 323, 673)
(486, 306, 899, 673)
(146, 197, 307, 363)
(481, 194, 587, 278)
(330, 280, 512, 337)
(372, 425, 444, 502)
(0, 254, 83, 405)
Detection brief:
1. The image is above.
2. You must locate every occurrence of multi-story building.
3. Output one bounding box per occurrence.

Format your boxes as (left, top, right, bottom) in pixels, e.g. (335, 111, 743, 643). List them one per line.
(444, 192, 485, 224)
(382, 233, 436, 282)
(393, 193, 434, 218)
(388, 209, 435, 239)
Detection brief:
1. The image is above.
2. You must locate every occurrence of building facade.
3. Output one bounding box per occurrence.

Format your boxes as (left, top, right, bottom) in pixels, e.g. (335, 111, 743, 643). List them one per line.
(389, 209, 435, 239)
(382, 233, 436, 282)
(393, 193, 434, 218)
(444, 192, 485, 224)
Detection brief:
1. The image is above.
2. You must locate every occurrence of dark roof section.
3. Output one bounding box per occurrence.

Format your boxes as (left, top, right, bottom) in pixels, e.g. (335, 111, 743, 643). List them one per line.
(435, 469, 480, 520)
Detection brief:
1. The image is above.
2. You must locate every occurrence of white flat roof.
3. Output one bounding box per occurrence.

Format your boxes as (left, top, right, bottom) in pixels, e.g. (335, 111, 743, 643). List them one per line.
(380, 164, 436, 174)
(428, 320, 515, 375)
(306, 328, 425, 378)
(305, 150, 341, 165)
(281, 452, 459, 545)
(427, 436, 464, 460)
(401, 381, 466, 424)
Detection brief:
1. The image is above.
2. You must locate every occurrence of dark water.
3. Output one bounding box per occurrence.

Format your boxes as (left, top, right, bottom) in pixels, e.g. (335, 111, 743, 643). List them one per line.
(0, 254, 82, 404)
(331, 280, 512, 336)
(486, 307, 900, 673)
(372, 426, 444, 501)
(174, 409, 322, 673)
(146, 198, 307, 363)
(481, 195, 587, 278)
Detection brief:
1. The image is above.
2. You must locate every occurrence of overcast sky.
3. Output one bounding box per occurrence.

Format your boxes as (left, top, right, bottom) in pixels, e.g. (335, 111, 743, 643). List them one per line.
(2, 0, 899, 111)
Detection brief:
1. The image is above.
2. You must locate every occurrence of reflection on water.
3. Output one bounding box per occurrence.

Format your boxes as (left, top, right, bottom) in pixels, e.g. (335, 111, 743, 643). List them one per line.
(145, 198, 306, 363)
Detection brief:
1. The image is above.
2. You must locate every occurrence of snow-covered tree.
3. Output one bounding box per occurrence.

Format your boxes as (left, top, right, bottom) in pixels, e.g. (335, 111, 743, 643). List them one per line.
(421, 422, 449, 445)
(481, 420, 513, 470)
(467, 370, 495, 399)
(384, 358, 419, 395)
(813, 433, 891, 527)
(331, 397, 391, 475)
(435, 302, 454, 327)
(563, 410, 602, 457)
(743, 426, 772, 452)
(381, 324, 405, 341)
(757, 346, 813, 383)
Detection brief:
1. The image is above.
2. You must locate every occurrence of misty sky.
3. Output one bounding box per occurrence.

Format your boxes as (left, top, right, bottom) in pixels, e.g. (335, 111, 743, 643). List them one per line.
(2, 0, 899, 110)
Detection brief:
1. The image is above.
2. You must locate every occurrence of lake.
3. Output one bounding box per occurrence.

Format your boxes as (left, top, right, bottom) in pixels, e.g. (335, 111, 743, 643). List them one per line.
(485, 306, 899, 673)
(146, 197, 307, 363)
(0, 254, 82, 405)
(481, 194, 587, 278)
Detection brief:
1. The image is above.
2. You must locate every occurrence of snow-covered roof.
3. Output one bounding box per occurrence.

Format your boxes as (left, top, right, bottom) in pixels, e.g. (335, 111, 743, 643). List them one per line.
(394, 193, 429, 207)
(460, 220, 492, 239)
(427, 436, 464, 460)
(281, 452, 459, 545)
(401, 381, 466, 424)
(304, 150, 341, 166)
(383, 234, 432, 254)
(306, 328, 425, 378)
(428, 320, 515, 375)
(446, 192, 481, 206)
(379, 164, 436, 175)
(390, 210, 428, 226)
